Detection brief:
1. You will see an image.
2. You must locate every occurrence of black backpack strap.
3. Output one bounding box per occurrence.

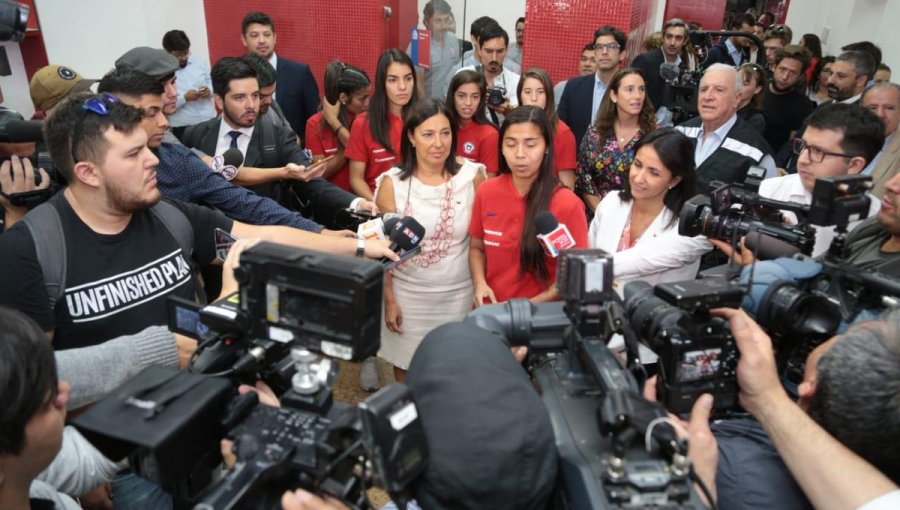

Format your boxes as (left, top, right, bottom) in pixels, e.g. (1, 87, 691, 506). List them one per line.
(149, 201, 207, 305)
(20, 201, 66, 311)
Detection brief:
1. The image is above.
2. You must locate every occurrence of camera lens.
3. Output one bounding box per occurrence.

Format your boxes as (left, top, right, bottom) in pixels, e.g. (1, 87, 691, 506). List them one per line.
(624, 281, 683, 350)
(758, 282, 841, 338)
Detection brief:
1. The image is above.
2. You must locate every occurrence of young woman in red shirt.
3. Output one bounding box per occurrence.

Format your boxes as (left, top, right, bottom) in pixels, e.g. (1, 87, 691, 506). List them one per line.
(445, 70, 499, 173)
(517, 67, 579, 189)
(346, 49, 419, 200)
(305, 61, 370, 191)
(469, 106, 588, 305)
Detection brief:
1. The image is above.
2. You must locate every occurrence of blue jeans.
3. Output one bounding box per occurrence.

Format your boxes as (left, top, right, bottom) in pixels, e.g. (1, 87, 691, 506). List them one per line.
(111, 471, 173, 510)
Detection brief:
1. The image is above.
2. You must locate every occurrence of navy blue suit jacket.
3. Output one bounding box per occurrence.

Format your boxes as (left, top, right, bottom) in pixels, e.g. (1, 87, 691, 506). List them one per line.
(557, 74, 596, 149)
(275, 56, 320, 144)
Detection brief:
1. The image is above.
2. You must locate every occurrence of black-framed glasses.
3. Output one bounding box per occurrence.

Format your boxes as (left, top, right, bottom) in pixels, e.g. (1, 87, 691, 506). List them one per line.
(71, 93, 119, 164)
(792, 138, 853, 163)
(595, 42, 621, 52)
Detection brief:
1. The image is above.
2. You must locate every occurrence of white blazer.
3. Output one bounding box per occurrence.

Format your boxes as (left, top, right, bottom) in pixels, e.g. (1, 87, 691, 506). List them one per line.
(589, 193, 712, 296)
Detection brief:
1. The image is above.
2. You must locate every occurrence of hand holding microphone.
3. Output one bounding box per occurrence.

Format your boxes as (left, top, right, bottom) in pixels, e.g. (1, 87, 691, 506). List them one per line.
(535, 211, 577, 258)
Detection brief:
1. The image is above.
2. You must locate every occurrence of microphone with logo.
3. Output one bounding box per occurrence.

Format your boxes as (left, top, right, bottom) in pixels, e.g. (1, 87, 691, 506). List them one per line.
(536, 211, 577, 257)
(356, 212, 402, 241)
(380, 216, 426, 269)
(209, 148, 243, 181)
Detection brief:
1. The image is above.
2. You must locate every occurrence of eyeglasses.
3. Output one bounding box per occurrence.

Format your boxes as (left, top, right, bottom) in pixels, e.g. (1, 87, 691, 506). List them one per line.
(792, 138, 853, 163)
(71, 93, 120, 164)
(595, 42, 621, 52)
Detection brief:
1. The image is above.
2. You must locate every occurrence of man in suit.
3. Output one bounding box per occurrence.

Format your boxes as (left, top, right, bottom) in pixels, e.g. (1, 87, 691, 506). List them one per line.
(241, 11, 319, 145)
(630, 18, 691, 111)
(862, 82, 900, 198)
(179, 58, 372, 227)
(827, 51, 875, 105)
(558, 25, 626, 148)
(702, 13, 755, 69)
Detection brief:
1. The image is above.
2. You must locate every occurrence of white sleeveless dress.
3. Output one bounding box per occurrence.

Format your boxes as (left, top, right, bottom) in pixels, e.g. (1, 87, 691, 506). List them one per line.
(373, 159, 484, 369)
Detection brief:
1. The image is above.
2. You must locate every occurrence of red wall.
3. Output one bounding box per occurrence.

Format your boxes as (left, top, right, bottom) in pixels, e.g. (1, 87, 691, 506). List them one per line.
(664, 0, 729, 31)
(202, 0, 419, 94)
(523, 0, 654, 85)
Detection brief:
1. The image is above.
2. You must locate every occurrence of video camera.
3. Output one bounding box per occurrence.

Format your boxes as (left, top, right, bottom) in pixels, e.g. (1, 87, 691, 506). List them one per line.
(465, 249, 710, 509)
(679, 174, 873, 259)
(0, 119, 65, 208)
(73, 242, 428, 509)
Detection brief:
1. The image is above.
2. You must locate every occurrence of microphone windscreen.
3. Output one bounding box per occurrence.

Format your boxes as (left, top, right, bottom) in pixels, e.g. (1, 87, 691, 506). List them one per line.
(659, 62, 680, 82)
(535, 211, 558, 236)
(389, 216, 426, 250)
(222, 148, 244, 167)
(383, 216, 401, 235)
(744, 231, 801, 260)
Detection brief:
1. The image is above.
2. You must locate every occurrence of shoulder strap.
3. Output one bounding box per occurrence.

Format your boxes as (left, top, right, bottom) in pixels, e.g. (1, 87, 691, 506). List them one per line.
(20, 201, 66, 310)
(149, 201, 207, 304)
(256, 119, 282, 169)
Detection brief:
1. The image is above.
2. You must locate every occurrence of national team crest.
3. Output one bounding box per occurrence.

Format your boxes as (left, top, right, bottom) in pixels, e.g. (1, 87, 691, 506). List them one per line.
(463, 141, 475, 154)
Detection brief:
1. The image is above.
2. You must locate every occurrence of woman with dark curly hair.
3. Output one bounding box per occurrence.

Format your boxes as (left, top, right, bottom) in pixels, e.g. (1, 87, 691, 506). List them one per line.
(808, 56, 835, 106)
(575, 68, 656, 211)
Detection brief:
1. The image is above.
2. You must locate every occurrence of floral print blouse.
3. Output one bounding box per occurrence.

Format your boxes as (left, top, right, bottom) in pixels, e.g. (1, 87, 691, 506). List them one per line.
(574, 128, 644, 201)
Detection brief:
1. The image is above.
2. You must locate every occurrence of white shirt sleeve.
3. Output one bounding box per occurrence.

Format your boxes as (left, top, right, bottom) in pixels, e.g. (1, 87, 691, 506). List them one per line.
(856, 490, 900, 510)
(612, 228, 712, 279)
(759, 154, 777, 178)
(36, 426, 125, 496)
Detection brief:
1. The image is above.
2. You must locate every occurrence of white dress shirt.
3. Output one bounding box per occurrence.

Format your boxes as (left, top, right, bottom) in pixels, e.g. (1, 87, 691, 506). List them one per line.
(691, 114, 777, 177)
(214, 118, 254, 158)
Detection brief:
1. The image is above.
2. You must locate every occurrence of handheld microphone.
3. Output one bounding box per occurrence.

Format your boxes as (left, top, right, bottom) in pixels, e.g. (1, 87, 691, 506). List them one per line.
(535, 211, 576, 258)
(743, 231, 802, 260)
(659, 62, 681, 83)
(380, 216, 425, 266)
(357, 212, 402, 241)
(0, 120, 44, 143)
(210, 148, 244, 181)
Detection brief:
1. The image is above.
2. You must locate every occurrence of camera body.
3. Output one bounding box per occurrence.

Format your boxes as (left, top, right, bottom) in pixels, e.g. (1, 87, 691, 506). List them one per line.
(625, 279, 742, 415)
(486, 85, 507, 106)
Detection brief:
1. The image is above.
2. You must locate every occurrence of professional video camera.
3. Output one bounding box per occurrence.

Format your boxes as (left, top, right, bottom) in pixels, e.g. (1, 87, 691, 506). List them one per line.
(623, 279, 742, 416)
(680, 174, 873, 259)
(466, 249, 710, 509)
(0, 119, 65, 208)
(0, 0, 27, 42)
(73, 242, 428, 509)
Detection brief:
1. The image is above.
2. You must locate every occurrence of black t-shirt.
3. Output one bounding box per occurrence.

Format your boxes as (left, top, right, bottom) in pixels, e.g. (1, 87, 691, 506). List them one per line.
(763, 88, 813, 154)
(843, 216, 900, 277)
(0, 193, 232, 350)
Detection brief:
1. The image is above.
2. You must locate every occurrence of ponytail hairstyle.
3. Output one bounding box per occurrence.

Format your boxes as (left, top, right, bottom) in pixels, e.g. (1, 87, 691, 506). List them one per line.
(497, 105, 560, 282)
(322, 60, 371, 134)
(369, 49, 419, 156)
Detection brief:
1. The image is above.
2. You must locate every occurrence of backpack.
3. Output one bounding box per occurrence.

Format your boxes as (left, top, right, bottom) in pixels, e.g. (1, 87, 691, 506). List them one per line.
(20, 199, 204, 311)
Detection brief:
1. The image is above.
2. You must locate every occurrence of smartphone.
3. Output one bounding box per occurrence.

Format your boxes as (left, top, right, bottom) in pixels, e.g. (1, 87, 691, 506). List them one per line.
(215, 228, 237, 262)
(306, 155, 336, 172)
(384, 245, 422, 270)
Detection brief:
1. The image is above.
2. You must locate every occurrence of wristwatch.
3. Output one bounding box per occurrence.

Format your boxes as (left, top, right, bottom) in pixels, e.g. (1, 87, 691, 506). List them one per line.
(355, 237, 365, 257)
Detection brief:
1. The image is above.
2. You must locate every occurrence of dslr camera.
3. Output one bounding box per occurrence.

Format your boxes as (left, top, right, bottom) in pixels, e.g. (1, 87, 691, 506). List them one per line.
(73, 241, 428, 509)
(486, 85, 507, 106)
(624, 279, 743, 416)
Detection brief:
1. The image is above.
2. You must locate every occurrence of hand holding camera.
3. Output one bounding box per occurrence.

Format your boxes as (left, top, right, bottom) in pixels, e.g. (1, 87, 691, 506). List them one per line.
(0, 155, 50, 227)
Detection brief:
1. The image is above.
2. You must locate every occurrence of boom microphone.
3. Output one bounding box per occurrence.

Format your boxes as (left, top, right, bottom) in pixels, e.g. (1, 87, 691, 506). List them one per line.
(659, 62, 681, 83)
(536, 211, 576, 257)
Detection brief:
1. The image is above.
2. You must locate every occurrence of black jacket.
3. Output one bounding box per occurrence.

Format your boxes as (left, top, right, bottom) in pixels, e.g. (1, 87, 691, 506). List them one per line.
(630, 49, 675, 111)
(275, 56, 321, 144)
(558, 73, 597, 149)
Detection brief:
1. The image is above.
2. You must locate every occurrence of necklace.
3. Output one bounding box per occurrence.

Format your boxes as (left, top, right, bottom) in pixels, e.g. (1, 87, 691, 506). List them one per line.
(402, 175, 457, 268)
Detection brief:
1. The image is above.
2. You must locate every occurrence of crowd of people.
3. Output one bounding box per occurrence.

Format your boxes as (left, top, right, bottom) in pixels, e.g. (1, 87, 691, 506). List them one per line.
(0, 1, 898, 510)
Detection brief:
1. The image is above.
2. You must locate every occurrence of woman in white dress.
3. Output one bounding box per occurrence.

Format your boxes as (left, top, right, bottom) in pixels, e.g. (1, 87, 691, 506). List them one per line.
(374, 98, 486, 381)
(588, 128, 711, 296)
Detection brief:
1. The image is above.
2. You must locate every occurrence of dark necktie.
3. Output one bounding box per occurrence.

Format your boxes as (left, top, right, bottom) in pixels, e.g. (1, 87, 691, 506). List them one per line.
(228, 130, 241, 150)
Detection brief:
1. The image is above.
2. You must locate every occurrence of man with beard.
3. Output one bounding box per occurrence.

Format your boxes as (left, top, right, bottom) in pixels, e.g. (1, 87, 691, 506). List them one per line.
(162, 30, 215, 127)
(457, 23, 520, 127)
(179, 58, 371, 222)
(559, 25, 627, 147)
(0, 93, 396, 351)
(241, 11, 319, 144)
(861, 82, 900, 198)
(703, 13, 754, 68)
(826, 51, 875, 105)
(630, 18, 691, 113)
(763, 45, 813, 154)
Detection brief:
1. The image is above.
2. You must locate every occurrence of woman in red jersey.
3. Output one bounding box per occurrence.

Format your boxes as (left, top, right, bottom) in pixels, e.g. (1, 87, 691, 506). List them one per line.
(305, 61, 370, 191)
(469, 106, 588, 305)
(346, 49, 419, 199)
(445, 70, 499, 173)
(517, 67, 578, 189)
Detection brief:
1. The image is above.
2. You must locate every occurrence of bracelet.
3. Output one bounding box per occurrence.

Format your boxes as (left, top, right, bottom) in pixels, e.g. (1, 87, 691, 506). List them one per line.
(355, 237, 365, 257)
